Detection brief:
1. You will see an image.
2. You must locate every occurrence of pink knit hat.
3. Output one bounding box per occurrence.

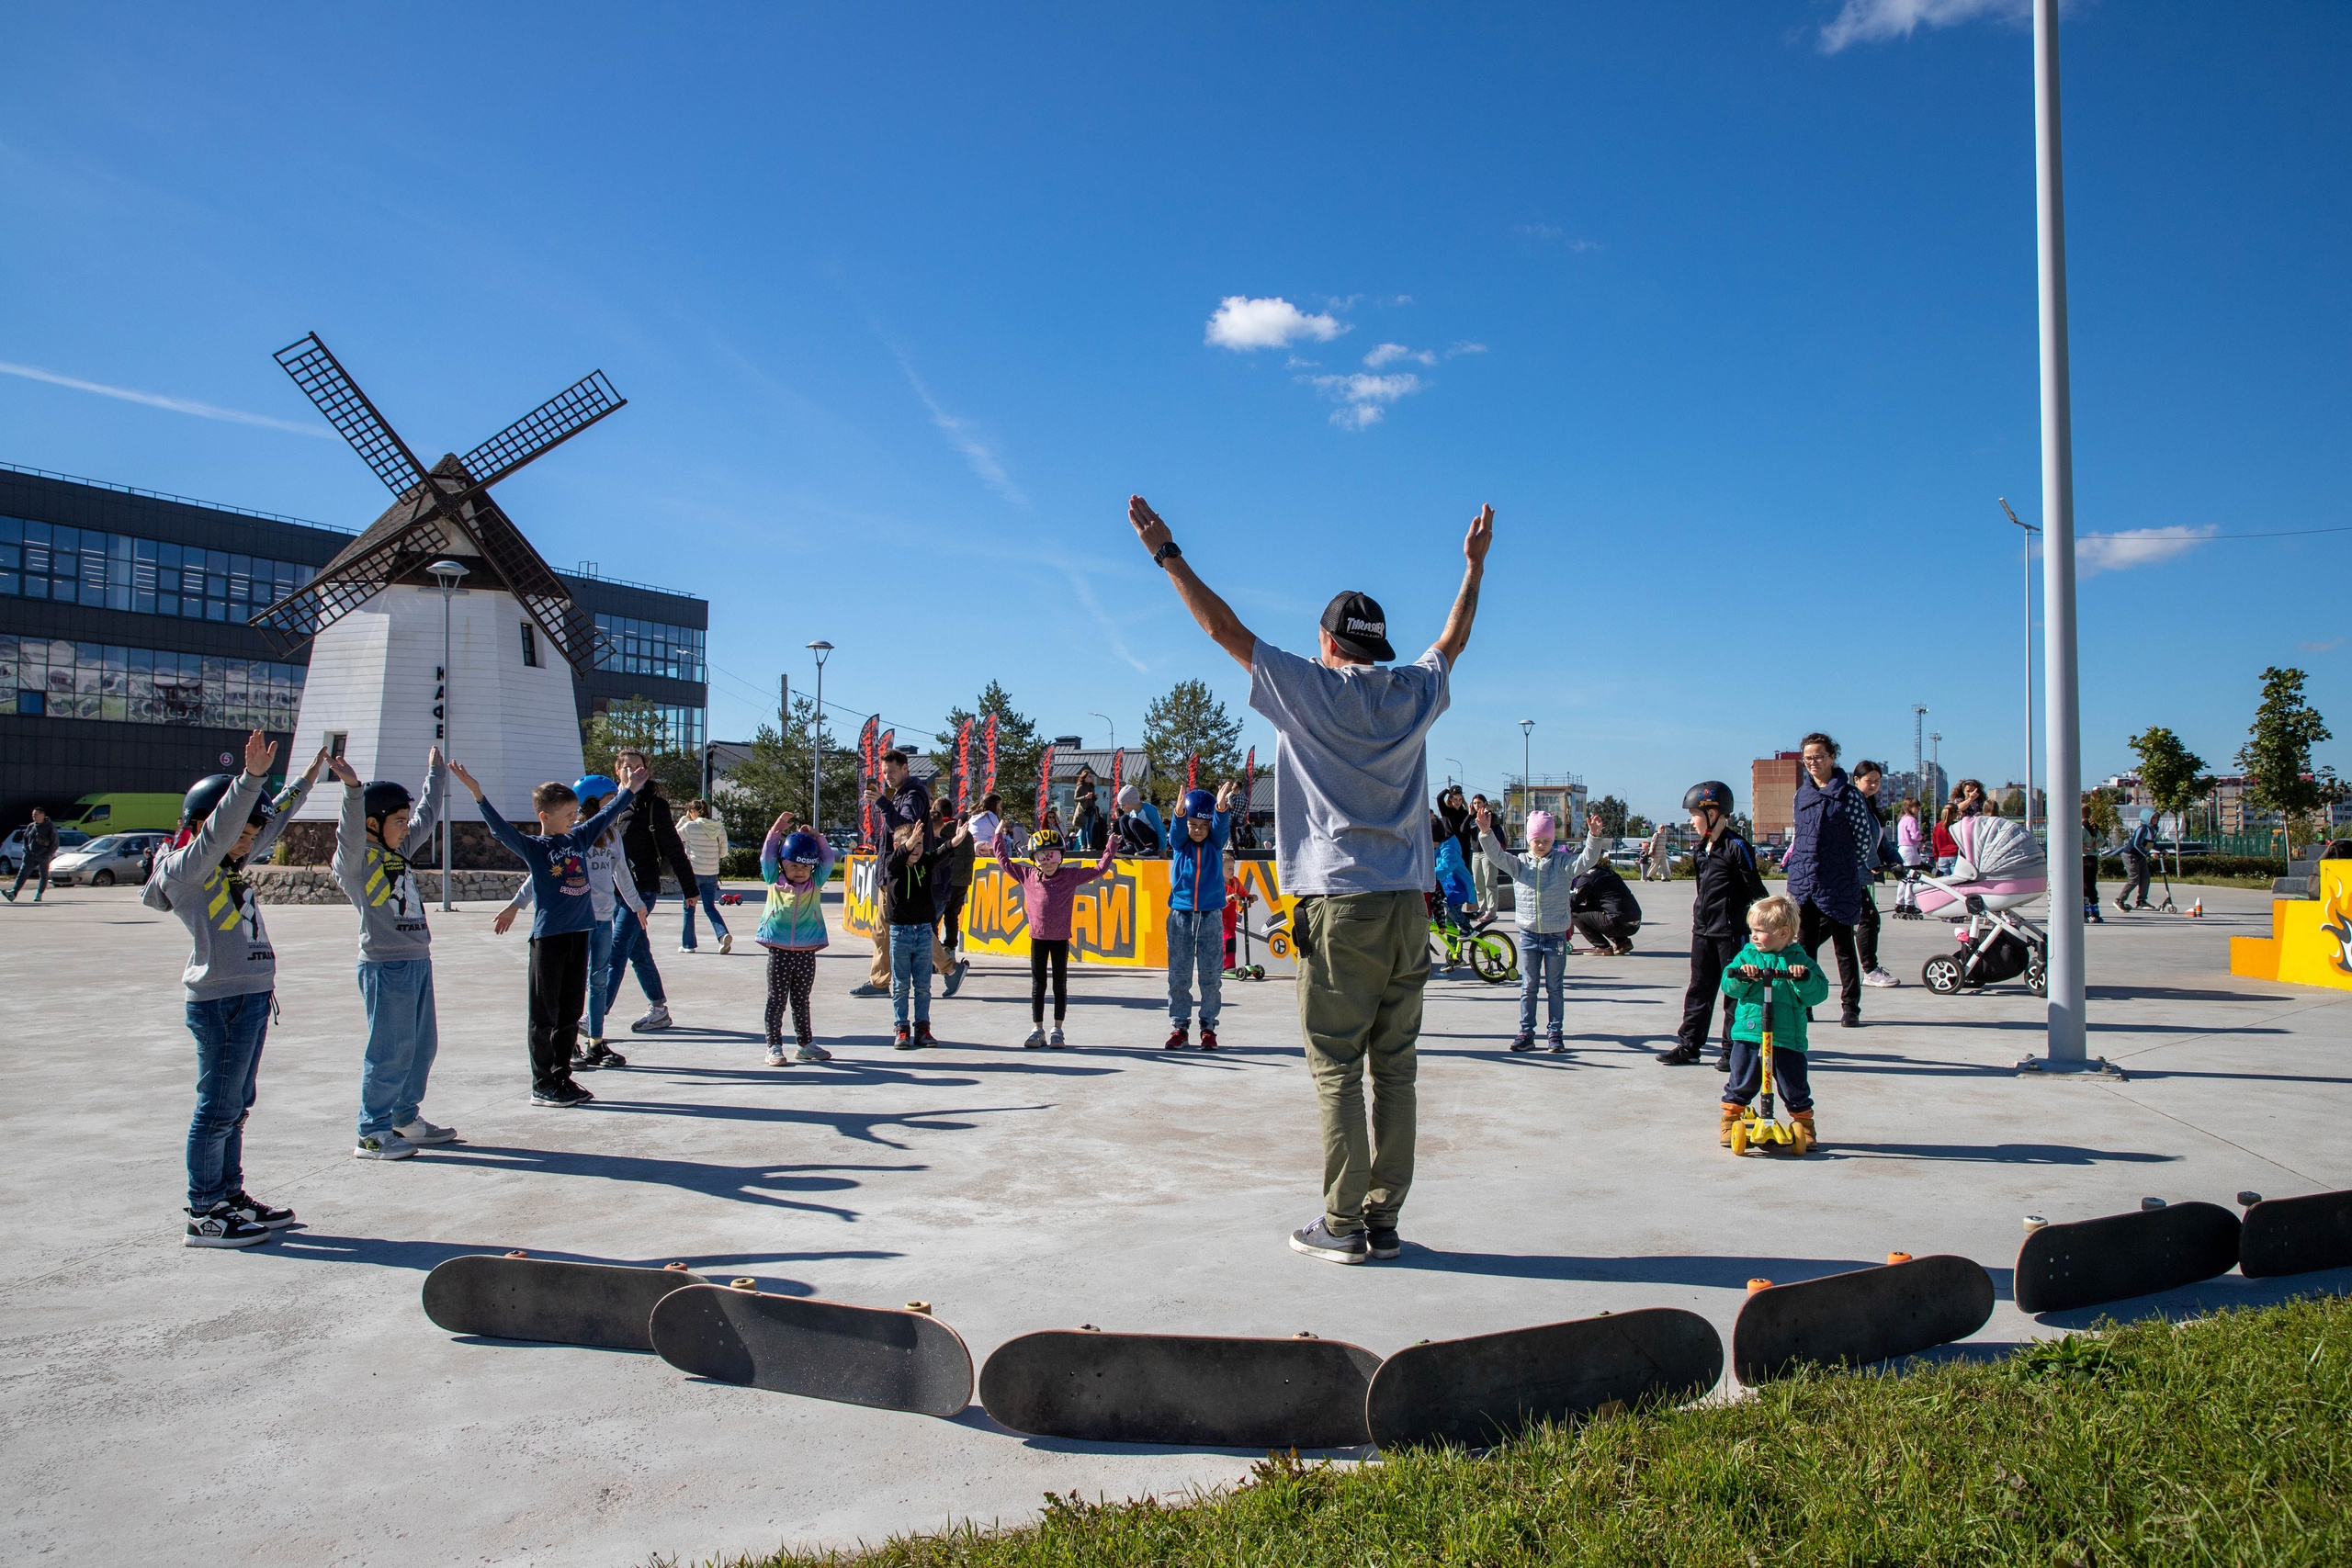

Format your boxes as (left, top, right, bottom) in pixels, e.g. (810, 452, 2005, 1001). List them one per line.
(1526, 810, 1557, 840)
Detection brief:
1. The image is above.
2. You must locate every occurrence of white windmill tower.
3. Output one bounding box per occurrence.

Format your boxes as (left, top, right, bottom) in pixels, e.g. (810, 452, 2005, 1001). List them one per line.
(252, 333, 626, 867)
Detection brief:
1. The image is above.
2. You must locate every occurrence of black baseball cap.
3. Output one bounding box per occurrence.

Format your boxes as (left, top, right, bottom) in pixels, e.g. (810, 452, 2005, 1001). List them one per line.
(1320, 591, 1395, 662)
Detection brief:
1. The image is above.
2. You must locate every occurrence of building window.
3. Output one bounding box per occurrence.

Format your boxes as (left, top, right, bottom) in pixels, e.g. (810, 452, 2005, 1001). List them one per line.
(0, 516, 316, 627)
(0, 634, 304, 730)
(593, 699, 706, 755)
(520, 621, 539, 668)
(590, 611, 706, 682)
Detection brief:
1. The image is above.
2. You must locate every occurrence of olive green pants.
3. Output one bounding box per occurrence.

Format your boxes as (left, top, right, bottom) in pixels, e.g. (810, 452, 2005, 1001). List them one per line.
(1294, 890, 1429, 1235)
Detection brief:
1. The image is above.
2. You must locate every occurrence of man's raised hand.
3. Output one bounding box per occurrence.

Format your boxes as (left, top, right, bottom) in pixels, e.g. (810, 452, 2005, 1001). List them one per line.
(1464, 503, 1495, 569)
(1127, 495, 1171, 557)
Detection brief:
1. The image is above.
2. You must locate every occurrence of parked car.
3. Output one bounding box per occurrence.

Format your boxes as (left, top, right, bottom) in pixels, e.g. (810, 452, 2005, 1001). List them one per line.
(58, 792, 187, 836)
(0, 827, 91, 877)
(46, 831, 170, 886)
(1607, 848, 1645, 870)
(2153, 839, 2211, 858)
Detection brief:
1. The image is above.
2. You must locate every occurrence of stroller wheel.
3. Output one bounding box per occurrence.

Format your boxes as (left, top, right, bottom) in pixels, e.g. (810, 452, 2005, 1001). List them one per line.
(2026, 954, 2049, 998)
(1922, 954, 1965, 995)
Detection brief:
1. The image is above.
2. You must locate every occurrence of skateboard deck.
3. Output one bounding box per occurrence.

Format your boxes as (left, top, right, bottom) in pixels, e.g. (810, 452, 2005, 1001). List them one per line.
(1364, 1308, 1722, 1450)
(422, 1255, 706, 1351)
(2014, 1201, 2241, 1314)
(2239, 1189, 2352, 1279)
(1733, 1256, 1994, 1382)
(649, 1285, 973, 1417)
(979, 1329, 1379, 1449)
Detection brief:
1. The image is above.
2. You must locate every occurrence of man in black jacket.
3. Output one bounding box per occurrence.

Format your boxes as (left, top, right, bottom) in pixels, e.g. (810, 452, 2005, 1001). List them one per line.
(1658, 782, 1767, 1066)
(5, 807, 59, 903)
(606, 750, 699, 1035)
(1569, 856, 1643, 955)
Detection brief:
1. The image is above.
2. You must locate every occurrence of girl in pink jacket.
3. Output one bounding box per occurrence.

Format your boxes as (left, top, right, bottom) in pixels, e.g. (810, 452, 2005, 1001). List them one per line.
(990, 827, 1117, 1048)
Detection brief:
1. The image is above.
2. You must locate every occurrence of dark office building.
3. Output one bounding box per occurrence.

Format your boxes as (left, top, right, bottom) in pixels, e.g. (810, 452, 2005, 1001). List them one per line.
(0, 463, 707, 829)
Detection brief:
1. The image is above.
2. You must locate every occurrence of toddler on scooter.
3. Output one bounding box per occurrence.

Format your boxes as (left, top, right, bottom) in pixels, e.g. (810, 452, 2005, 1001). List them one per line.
(1717, 895, 1831, 1147)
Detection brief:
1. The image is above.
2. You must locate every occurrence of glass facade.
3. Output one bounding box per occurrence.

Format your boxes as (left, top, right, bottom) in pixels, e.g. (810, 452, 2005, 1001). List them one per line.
(593, 611, 705, 682)
(593, 700, 706, 754)
(0, 516, 317, 625)
(1, 635, 305, 729)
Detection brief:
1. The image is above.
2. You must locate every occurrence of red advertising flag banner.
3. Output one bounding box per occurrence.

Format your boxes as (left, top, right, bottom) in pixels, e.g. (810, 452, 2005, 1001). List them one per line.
(956, 719, 973, 811)
(1243, 745, 1255, 813)
(1108, 746, 1123, 811)
(858, 716, 880, 847)
(983, 715, 999, 795)
(1187, 753, 1199, 793)
(1036, 743, 1056, 827)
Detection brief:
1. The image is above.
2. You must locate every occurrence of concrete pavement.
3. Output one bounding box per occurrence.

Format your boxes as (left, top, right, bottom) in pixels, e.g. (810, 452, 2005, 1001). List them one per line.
(1, 878, 2345, 1565)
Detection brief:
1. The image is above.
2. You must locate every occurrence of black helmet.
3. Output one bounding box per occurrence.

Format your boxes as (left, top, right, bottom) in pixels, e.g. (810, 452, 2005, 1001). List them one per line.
(1029, 829, 1065, 856)
(1682, 781, 1735, 816)
(182, 773, 270, 831)
(362, 781, 413, 825)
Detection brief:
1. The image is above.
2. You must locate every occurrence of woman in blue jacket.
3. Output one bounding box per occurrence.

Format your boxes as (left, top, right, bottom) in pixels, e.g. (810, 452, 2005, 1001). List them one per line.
(1781, 732, 1869, 1029)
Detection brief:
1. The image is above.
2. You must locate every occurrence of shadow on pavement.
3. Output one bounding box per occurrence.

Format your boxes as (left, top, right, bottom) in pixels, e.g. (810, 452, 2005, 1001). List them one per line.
(2030, 1266, 2352, 1330)
(1395, 1250, 1882, 1289)
(580, 1101, 1048, 1149)
(1830, 1141, 2177, 1167)
(413, 1143, 946, 1214)
(269, 1231, 902, 1283)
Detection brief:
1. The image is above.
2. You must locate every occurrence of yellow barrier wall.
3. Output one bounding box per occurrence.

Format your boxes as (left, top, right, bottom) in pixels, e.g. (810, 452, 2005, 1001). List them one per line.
(2230, 860, 2352, 991)
(843, 853, 1297, 969)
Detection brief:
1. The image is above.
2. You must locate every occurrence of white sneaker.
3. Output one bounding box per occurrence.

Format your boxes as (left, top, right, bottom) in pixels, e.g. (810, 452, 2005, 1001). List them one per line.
(678, 945, 695, 954)
(394, 1118, 458, 1145)
(1023, 1027, 1047, 1049)
(1048, 1026, 1068, 1049)
(631, 1004, 673, 1032)
(764, 1046, 788, 1066)
(355, 1131, 416, 1160)
(796, 1043, 832, 1062)
(1861, 968, 1900, 988)
(719, 933, 734, 954)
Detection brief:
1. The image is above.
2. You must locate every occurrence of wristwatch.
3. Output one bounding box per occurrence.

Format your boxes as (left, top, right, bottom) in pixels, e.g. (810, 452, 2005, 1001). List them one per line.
(1152, 539, 1183, 569)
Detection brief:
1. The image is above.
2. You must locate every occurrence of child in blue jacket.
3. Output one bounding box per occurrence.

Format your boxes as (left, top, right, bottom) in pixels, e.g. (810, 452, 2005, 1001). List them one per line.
(1163, 781, 1237, 1050)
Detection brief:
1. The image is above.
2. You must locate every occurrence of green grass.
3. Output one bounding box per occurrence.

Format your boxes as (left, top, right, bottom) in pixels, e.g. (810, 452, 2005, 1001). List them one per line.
(690, 1295, 2352, 1568)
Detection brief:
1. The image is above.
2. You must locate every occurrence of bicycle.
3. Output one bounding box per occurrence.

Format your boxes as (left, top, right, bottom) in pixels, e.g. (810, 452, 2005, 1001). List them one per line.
(1430, 909, 1518, 984)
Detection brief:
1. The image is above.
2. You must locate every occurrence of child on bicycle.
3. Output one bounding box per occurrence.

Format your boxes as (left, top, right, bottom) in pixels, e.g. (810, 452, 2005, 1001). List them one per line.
(1716, 894, 1829, 1146)
(1477, 802, 1608, 1052)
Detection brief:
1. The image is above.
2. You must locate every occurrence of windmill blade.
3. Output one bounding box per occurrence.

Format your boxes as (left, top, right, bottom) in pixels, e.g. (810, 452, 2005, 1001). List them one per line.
(274, 333, 433, 496)
(458, 370, 626, 491)
(244, 525, 448, 658)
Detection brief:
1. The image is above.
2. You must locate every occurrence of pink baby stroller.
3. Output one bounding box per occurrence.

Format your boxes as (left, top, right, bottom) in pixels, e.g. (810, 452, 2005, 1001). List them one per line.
(1904, 814, 2049, 998)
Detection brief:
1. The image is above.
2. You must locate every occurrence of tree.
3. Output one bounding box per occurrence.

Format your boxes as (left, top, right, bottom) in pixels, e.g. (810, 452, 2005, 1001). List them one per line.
(711, 694, 862, 846)
(1594, 794, 1630, 838)
(1997, 787, 2026, 818)
(934, 680, 1044, 819)
(2235, 667, 2346, 855)
(1625, 813, 1653, 838)
(2127, 725, 2212, 879)
(1141, 679, 1243, 807)
(2082, 787, 2121, 848)
(582, 698, 700, 803)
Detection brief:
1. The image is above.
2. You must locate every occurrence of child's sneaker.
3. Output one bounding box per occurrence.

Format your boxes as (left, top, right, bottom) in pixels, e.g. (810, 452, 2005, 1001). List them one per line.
(1861, 967, 1899, 987)
(915, 1022, 939, 1049)
(184, 1202, 272, 1248)
(1022, 1028, 1047, 1049)
(796, 1043, 832, 1063)
(579, 1042, 628, 1069)
(1164, 1025, 1189, 1050)
(355, 1131, 416, 1160)
(719, 933, 734, 955)
(893, 1025, 914, 1050)
(943, 961, 968, 998)
(394, 1118, 457, 1145)
(1048, 1026, 1068, 1049)
(1199, 1027, 1219, 1051)
(531, 1081, 594, 1108)
(764, 1045, 788, 1066)
(1719, 1105, 1744, 1146)
(227, 1190, 298, 1229)
(1547, 1032, 1566, 1054)
(630, 1004, 673, 1032)
(1509, 1031, 1536, 1052)
(1792, 1109, 1819, 1147)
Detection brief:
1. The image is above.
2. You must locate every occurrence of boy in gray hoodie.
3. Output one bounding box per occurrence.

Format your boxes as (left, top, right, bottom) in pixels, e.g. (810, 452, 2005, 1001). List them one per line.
(325, 747, 454, 1160)
(143, 729, 323, 1247)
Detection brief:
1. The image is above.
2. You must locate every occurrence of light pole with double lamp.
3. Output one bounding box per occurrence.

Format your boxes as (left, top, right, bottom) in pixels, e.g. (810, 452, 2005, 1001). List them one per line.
(1518, 719, 1534, 838)
(427, 559, 469, 911)
(1999, 498, 2041, 833)
(806, 640, 832, 832)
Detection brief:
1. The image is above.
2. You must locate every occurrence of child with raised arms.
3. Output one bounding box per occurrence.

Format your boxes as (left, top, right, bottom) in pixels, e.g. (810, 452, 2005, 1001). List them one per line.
(492, 773, 646, 1071)
(989, 824, 1117, 1048)
(758, 813, 837, 1066)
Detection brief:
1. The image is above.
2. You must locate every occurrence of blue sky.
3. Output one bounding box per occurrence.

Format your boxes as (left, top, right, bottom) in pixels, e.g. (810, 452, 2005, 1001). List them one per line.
(3, 1, 2345, 818)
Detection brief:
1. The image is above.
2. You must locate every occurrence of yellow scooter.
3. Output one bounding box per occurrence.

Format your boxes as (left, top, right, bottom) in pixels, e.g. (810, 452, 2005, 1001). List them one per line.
(1727, 969, 1815, 1156)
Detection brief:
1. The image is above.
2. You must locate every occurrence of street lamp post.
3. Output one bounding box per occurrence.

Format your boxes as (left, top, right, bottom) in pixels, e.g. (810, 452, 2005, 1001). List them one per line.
(427, 559, 469, 912)
(1445, 757, 1463, 788)
(806, 640, 832, 832)
(1518, 719, 1534, 834)
(1911, 705, 1928, 810)
(2000, 499, 2041, 833)
(1090, 712, 1115, 758)
(1929, 732, 1942, 805)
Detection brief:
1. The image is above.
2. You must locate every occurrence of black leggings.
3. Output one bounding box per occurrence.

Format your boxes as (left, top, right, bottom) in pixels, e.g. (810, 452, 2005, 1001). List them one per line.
(1030, 938, 1069, 1023)
(1854, 890, 1882, 972)
(1798, 898, 1861, 1017)
(765, 948, 815, 1048)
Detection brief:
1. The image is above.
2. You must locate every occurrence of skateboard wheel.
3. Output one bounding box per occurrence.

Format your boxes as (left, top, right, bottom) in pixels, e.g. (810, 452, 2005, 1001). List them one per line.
(907, 1301, 932, 1314)
(663, 1261, 691, 1271)
(2237, 1191, 2263, 1207)
(1747, 1278, 1772, 1293)
(2142, 1197, 2167, 1212)
(1886, 1252, 1912, 1266)
(730, 1278, 759, 1291)
(1079, 1324, 1100, 1332)
(1292, 1331, 1318, 1339)
(504, 1249, 528, 1258)
(2022, 1215, 2048, 1232)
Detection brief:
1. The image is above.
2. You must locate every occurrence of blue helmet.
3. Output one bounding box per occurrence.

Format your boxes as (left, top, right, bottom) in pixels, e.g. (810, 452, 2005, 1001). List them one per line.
(573, 773, 620, 808)
(1177, 787, 1216, 819)
(779, 829, 825, 866)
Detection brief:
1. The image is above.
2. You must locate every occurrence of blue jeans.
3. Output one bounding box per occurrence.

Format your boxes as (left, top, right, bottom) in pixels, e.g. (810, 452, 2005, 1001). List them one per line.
(186, 990, 270, 1211)
(1167, 907, 1224, 1029)
(888, 922, 933, 1025)
(681, 880, 729, 948)
(356, 959, 439, 1137)
(586, 917, 616, 1039)
(606, 895, 667, 1008)
(1518, 930, 1567, 1035)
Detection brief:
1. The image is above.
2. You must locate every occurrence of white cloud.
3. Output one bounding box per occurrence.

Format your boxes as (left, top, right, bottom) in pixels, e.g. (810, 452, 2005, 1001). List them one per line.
(1363, 343, 1436, 368)
(1820, 0, 2030, 53)
(893, 352, 1025, 506)
(0, 358, 332, 437)
(1449, 342, 1489, 356)
(1305, 371, 1422, 430)
(1060, 568, 1149, 673)
(1205, 296, 1347, 352)
(2075, 525, 2217, 576)
(1513, 223, 1600, 254)
(2301, 637, 2345, 653)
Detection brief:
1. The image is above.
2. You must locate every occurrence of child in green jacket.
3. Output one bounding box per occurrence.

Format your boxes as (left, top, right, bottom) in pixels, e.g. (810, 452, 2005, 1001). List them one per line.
(1717, 895, 1830, 1146)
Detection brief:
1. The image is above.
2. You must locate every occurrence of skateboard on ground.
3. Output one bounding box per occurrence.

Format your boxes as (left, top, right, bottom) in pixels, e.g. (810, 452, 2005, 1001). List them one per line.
(649, 1284, 973, 1417)
(2238, 1188, 2352, 1279)
(1733, 1255, 1995, 1383)
(979, 1328, 1380, 1449)
(422, 1254, 707, 1351)
(2014, 1201, 2241, 1314)
(1364, 1307, 1721, 1450)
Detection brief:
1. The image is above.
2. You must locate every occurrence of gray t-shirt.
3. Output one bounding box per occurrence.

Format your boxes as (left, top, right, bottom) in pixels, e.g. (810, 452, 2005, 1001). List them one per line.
(1248, 638, 1451, 897)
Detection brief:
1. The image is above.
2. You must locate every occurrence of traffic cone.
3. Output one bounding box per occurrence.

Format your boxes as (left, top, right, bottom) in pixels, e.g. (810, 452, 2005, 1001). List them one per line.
(2188, 898, 2204, 918)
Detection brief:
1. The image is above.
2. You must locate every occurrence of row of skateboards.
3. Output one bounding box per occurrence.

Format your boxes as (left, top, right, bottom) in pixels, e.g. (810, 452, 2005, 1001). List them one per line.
(421, 1186, 2352, 1450)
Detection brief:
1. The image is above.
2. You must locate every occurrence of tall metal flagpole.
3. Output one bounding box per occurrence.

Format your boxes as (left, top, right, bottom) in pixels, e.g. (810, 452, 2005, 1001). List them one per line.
(2032, 0, 2091, 1070)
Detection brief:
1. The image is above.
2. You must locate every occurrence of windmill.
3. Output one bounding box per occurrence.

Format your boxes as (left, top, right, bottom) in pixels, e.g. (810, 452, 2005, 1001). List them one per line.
(258, 333, 629, 833)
